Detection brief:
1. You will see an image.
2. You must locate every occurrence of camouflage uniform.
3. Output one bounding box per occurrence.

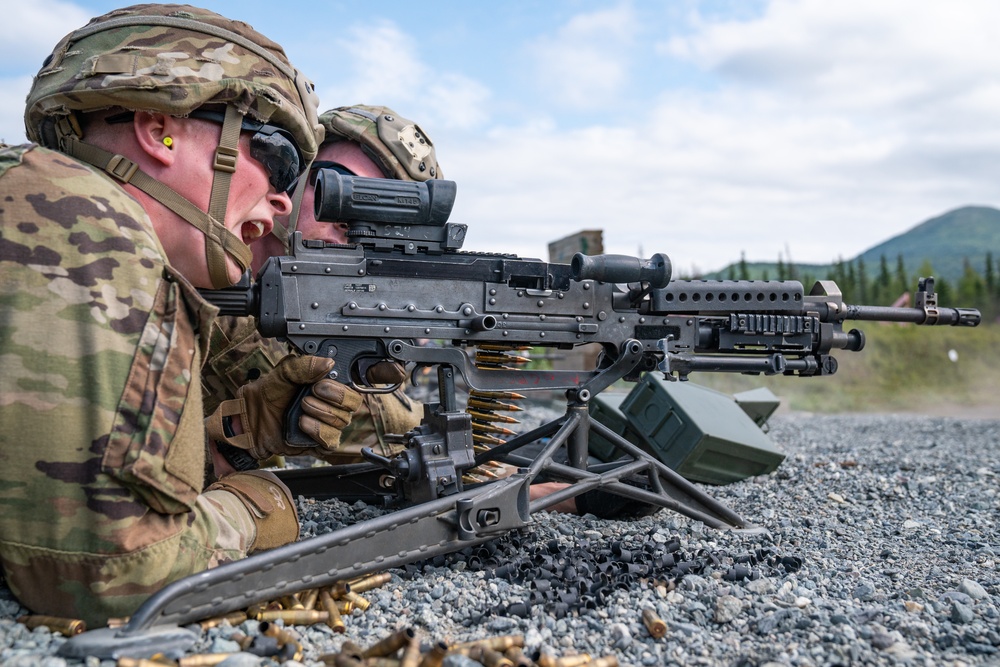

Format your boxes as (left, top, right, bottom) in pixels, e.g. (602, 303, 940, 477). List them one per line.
(0, 144, 259, 626)
(203, 105, 441, 462)
(2, 3, 324, 626)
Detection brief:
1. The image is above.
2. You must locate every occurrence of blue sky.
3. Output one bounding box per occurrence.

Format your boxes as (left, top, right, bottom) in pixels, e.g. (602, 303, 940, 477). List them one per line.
(4, 1, 999, 276)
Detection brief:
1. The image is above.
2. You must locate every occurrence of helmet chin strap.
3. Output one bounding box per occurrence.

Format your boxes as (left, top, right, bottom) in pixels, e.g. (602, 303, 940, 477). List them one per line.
(56, 109, 253, 289)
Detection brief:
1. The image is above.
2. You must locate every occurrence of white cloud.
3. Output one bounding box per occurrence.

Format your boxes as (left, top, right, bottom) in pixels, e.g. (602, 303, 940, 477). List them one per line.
(315, 20, 491, 132)
(0, 1, 92, 62)
(0, 77, 32, 145)
(527, 4, 637, 109)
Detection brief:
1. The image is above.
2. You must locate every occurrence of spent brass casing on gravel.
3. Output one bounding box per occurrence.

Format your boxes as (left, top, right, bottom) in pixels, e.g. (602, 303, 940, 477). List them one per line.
(17, 615, 86, 636)
(343, 590, 371, 611)
(453, 635, 525, 652)
(196, 610, 247, 630)
(551, 655, 593, 667)
(399, 635, 422, 667)
(300, 587, 320, 611)
(466, 646, 514, 667)
(258, 609, 329, 625)
(320, 588, 346, 633)
(348, 572, 392, 593)
(416, 640, 449, 667)
(641, 608, 667, 638)
(362, 627, 416, 658)
(177, 654, 233, 667)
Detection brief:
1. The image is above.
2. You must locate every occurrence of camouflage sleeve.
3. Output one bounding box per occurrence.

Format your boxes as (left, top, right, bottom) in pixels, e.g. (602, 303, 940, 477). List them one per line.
(0, 145, 260, 627)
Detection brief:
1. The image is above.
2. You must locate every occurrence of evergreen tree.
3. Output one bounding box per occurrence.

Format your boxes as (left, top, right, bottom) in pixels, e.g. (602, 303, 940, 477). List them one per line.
(894, 254, 908, 300)
(876, 254, 892, 305)
(957, 257, 985, 305)
(856, 257, 868, 303)
(738, 252, 749, 280)
(776, 253, 786, 281)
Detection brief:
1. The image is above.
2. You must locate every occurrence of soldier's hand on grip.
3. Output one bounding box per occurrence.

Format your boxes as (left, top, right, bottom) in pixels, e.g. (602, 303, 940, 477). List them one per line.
(206, 354, 362, 460)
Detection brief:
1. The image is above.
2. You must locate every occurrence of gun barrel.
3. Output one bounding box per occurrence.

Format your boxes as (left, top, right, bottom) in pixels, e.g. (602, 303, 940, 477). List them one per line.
(842, 305, 981, 326)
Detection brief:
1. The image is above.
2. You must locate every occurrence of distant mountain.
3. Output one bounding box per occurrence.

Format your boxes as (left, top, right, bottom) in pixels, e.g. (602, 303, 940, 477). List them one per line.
(855, 206, 1000, 283)
(706, 206, 1000, 284)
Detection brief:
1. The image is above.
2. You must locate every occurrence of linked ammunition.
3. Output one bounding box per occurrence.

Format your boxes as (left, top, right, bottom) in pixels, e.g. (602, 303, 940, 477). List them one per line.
(468, 410, 520, 425)
(417, 640, 449, 667)
(473, 433, 508, 446)
(473, 345, 532, 353)
(196, 611, 247, 630)
(320, 588, 346, 633)
(257, 609, 329, 625)
(474, 352, 531, 365)
(348, 572, 392, 593)
(467, 398, 524, 413)
(469, 422, 518, 437)
(469, 390, 528, 400)
(17, 614, 85, 636)
(362, 627, 416, 658)
(641, 608, 667, 639)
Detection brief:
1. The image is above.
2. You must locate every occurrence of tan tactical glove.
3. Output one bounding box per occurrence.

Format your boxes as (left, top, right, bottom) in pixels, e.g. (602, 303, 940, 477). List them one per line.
(206, 470, 299, 551)
(206, 354, 362, 461)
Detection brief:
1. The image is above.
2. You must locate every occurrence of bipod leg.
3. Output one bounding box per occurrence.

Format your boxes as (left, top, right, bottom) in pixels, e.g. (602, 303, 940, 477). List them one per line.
(496, 397, 745, 529)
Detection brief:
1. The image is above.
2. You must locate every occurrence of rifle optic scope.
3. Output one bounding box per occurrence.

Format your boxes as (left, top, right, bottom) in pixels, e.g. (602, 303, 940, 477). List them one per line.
(315, 171, 457, 227)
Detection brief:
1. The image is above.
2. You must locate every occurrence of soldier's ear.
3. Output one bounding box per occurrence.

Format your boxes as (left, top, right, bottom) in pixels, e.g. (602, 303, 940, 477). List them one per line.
(133, 112, 176, 167)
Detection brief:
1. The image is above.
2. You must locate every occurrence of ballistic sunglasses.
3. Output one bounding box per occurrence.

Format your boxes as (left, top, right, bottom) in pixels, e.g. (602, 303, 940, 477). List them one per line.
(106, 110, 305, 194)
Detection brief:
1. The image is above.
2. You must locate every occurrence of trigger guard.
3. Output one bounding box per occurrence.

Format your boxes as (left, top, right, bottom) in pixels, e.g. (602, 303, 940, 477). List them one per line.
(352, 358, 402, 395)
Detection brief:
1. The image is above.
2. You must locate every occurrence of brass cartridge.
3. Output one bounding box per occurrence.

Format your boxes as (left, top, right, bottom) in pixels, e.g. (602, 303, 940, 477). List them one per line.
(177, 655, 233, 667)
(196, 611, 247, 630)
(348, 572, 392, 593)
(343, 590, 371, 611)
(320, 588, 346, 633)
(300, 587, 320, 611)
(417, 640, 449, 667)
(552, 655, 593, 667)
(399, 635, 422, 667)
(17, 615, 86, 636)
(641, 608, 666, 639)
(257, 609, 329, 625)
(362, 627, 416, 658)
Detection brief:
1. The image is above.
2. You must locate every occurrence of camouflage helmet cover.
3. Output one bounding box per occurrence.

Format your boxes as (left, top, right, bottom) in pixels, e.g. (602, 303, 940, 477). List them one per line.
(24, 3, 322, 160)
(320, 105, 442, 181)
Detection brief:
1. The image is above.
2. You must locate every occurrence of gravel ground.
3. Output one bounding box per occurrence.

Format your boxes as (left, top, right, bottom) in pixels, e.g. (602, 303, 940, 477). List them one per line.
(1, 412, 998, 667)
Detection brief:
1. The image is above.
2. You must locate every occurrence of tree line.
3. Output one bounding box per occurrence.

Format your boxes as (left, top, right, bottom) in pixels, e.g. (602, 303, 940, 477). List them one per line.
(723, 252, 1000, 322)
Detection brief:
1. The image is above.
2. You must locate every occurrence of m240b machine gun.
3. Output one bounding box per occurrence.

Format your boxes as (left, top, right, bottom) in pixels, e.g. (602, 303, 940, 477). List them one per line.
(61, 173, 981, 659)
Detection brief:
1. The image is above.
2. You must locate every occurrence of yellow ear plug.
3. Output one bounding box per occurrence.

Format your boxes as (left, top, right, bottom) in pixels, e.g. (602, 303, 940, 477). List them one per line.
(162, 136, 173, 148)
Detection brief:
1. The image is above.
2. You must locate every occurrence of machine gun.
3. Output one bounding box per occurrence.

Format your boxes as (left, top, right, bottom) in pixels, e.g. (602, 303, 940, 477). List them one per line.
(60, 173, 981, 659)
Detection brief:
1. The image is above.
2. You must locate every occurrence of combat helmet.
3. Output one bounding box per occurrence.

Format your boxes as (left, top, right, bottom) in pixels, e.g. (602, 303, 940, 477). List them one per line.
(24, 3, 323, 288)
(279, 104, 442, 247)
